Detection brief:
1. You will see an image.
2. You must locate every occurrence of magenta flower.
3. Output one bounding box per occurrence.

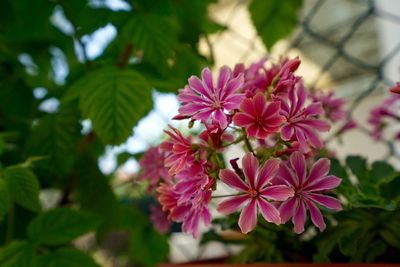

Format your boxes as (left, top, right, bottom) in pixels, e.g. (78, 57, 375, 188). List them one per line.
(233, 93, 286, 139)
(160, 125, 196, 175)
(139, 146, 171, 191)
(218, 153, 293, 233)
(150, 204, 172, 234)
(177, 66, 244, 129)
(312, 91, 346, 121)
(390, 82, 400, 94)
(276, 152, 342, 234)
(278, 84, 330, 152)
(368, 94, 400, 140)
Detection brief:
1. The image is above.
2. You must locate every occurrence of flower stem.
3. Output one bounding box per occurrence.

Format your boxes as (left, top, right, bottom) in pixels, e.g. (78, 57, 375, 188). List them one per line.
(242, 130, 255, 154)
(212, 193, 246, 199)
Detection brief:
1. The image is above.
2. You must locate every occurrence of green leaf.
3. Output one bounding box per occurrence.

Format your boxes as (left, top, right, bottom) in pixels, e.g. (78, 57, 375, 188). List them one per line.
(370, 161, 396, 184)
(78, 67, 153, 144)
(76, 158, 121, 238)
(38, 248, 99, 267)
(3, 166, 40, 212)
(248, 0, 302, 50)
(346, 156, 369, 181)
(0, 241, 38, 267)
(121, 13, 178, 73)
(379, 229, 400, 250)
(26, 103, 81, 175)
(28, 208, 101, 245)
(122, 207, 169, 267)
(0, 179, 10, 221)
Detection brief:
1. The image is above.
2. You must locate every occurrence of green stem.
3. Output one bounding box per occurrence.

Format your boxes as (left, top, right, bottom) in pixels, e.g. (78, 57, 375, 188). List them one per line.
(243, 131, 255, 154)
(212, 193, 246, 199)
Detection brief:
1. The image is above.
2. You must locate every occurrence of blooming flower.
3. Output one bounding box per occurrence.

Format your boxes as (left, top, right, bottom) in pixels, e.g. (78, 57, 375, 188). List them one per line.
(218, 153, 293, 233)
(150, 204, 172, 234)
(275, 151, 342, 233)
(139, 146, 171, 191)
(278, 83, 330, 152)
(312, 90, 346, 121)
(160, 125, 196, 175)
(177, 66, 244, 129)
(390, 82, 400, 94)
(368, 94, 400, 140)
(233, 93, 286, 139)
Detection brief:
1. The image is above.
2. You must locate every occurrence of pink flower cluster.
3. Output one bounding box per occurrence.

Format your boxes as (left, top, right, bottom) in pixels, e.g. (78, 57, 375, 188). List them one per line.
(138, 57, 345, 237)
(368, 88, 400, 141)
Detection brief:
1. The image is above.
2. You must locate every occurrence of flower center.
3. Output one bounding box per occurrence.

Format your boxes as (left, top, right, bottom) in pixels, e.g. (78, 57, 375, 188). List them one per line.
(247, 188, 258, 198)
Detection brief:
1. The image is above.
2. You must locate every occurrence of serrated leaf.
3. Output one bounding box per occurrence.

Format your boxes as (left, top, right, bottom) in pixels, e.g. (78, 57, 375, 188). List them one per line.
(26, 103, 81, 175)
(28, 208, 101, 245)
(0, 179, 10, 221)
(248, 0, 302, 50)
(38, 248, 100, 267)
(121, 13, 178, 73)
(78, 67, 153, 144)
(3, 166, 40, 212)
(0, 241, 38, 267)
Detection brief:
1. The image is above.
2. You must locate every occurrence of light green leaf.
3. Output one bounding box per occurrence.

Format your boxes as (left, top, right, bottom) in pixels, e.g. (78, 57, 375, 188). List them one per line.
(3, 166, 40, 212)
(38, 248, 100, 267)
(0, 241, 38, 267)
(26, 103, 81, 175)
(78, 67, 152, 144)
(248, 0, 302, 50)
(28, 208, 101, 245)
(0, 179, 10, 221)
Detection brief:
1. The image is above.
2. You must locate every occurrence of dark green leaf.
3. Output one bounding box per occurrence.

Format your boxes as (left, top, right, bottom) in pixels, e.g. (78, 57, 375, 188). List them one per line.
(28, 208, 101, 245)
(38, 248, 99, 267)
(0, 179, 10, 221)
(248, 0, 302, 50)
(370, 161, 396, 184)
(78, 67, 153, 144)
(26, 103, 81, 175)
(3, 166, 40, 212)
(0, 241, 38, 267)
(121, 13, 178, 73)
(346, 155, 369, 181)
(379, 229, 400, 250)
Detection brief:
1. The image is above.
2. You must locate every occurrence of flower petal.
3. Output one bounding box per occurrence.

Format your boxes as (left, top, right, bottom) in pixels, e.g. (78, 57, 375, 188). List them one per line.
(219, 169, 248, 192)
(304, 175, 341, 192)
(214, 109, 228, 129)
(277, 162, 299, 187)
(260, 185, 293, 201)
(258, 198, 281, 224)
(201, 68, 214, 93)
(233, 113, 255, 127)
(218, 66, 231, 90)
(253, 93, 267, 115)
(305, 200, 326, 232)
(281, 124, 294, 140)
(238, 199, 258, 234)
(257, 158, 280, 189)
(242, 152, 258, 189)
(306, 158, 330, 185)
(308, 193, 342, 211)
(188, 76, 212, 100)
(279, 197, 297, 223)
(217, 195, 249, 215)
(292, 201, 307, 234)
(290, 151, 307, 185)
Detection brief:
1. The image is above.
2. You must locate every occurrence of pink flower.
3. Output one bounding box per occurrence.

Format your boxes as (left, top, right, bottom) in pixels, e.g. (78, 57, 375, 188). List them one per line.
(233, 93, 286, 139)
(139, 146, 171, 191)
(177, 66, 244, 129)
(160, 125, 196, 175)
(276, 152, 342, 234)
(312, 91, 346, 121)
(150, 204, 172, 234)
(278, 83, 330, 152)
(390, 82, 400, 94)
(199, 121, 234, 150)
(218, 153, 293, 233)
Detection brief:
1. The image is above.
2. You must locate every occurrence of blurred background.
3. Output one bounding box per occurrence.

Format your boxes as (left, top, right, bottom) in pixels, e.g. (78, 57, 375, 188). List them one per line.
(1, 0, 400, 266)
